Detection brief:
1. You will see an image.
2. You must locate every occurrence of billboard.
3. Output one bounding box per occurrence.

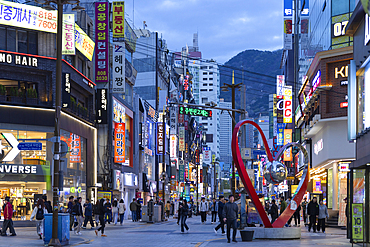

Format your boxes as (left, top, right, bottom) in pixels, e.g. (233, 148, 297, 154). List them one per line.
(75, 24, 94, 61)
(95, 2, 109, 83)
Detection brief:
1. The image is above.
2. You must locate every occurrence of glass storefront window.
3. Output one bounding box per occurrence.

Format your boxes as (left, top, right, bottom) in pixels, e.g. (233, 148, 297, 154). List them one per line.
(353, 169, 365, 204)
(328, 168, 333, 209)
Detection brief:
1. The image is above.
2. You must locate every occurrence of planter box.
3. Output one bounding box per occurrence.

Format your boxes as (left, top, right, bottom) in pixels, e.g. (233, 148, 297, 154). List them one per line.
(8, 96, 23, 104)
(240, 230, 254, 242)
(26, 98, 37, 105)
(0, 95, 6, 102)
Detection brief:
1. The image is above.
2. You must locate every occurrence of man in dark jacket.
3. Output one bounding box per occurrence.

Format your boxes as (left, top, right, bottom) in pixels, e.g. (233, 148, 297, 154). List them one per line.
(82, 198, 94, 229)
(130, 199, 137, 222)
(104, 199, 112, 224)
(269, 199, 279, 224)
(73, 197, 83, 235)
(307, 197, 319, 232)
(68, 196, 74, 231)
(42, 195, 52, 213)
(214, 196, 225, 235)
(222, 195, 238, 243)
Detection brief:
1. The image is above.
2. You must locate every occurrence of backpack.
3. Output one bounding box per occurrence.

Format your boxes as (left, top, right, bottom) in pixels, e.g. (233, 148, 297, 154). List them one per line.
(36, 208, 44, 220)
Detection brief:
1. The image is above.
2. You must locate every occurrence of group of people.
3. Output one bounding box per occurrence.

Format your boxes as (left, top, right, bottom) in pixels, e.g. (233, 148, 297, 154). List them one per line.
(265, 196, 329, 233)
(129, 198, 142, 222)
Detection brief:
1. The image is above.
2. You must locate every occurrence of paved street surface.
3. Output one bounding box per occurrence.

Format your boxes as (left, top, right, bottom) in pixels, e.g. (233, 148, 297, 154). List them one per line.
(0, 216, 356, 246)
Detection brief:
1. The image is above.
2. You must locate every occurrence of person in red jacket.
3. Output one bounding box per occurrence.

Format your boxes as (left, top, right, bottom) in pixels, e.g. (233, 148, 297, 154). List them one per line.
(1, 197, 16, 236)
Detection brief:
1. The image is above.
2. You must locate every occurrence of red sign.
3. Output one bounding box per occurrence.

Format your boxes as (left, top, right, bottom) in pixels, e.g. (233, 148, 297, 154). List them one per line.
(184, 121, 188, 130)
(340, 102, 348, 108)
(114, 122, 125, 163)
(69, 134, 81, 163)
(178, 114, 184, 123)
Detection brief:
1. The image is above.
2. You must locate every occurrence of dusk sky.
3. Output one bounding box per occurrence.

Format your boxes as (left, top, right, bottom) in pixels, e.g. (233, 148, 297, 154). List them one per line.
(124, 0, 284, 64)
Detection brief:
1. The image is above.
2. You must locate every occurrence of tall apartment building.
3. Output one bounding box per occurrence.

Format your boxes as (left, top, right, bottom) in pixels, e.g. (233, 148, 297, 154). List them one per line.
(219, 99, 232, 166)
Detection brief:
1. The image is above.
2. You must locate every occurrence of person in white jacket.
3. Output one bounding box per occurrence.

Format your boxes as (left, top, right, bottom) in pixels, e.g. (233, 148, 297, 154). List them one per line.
(118, 199, 126, 225)
(30, 199, 48, 239)
(199, 198, 209, 224)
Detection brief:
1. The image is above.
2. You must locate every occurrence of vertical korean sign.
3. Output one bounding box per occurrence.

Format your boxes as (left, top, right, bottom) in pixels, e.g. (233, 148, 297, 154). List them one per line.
(95, 2, 109, 83)
(62, 73, 71, 108)
(352, 204, 364, 241)
(70, 133, 81, 163)
(156, 122, 164, 155)
(62, 14, 75, 55)
(283, 129, 293, 161)
(179, 127, 185, 151)
(179, 160, 184, 182)
(114, 122, 125, 163)
(170, 135, 177, 158)
(112, 1, 125, 93)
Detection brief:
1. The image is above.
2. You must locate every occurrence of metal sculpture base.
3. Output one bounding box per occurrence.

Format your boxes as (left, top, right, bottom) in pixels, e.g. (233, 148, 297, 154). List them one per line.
(248, 227, 301, 239)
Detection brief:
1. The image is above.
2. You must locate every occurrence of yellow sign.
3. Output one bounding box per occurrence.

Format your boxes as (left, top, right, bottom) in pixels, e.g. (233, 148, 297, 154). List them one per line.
(112, 2, 124, 39)
(97, 191, 112, 201)
(70, 187, 75, 193)
(283, 129, 293, 161)
(352, 204, 364, 240)
(75, 24, 95, 61)
(0, 0, 57, 33)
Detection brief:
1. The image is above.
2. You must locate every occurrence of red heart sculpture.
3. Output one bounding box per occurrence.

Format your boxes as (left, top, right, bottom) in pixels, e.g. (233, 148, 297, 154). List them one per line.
(231, 120, 309, 228)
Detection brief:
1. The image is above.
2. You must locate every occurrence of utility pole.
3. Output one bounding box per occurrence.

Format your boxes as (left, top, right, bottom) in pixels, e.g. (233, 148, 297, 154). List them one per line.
(221, 71, 243, 197)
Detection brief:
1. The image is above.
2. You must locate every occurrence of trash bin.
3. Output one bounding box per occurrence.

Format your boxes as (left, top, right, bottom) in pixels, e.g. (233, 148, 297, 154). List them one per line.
(240, 230, 254, 241)
(44, 213, 70, 246)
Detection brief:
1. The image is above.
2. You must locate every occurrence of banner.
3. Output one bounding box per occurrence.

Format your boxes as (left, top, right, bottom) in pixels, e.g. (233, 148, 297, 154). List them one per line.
(283, 129, 293, 161)
(69, 133, 81, 163)
(112, 1, 124, 40)
(352, 203, 364, 240)
(112, 43, 125, 93)
(62, 14, 75, 55)
(114, 122, 125, 163)
(95, 2, 109, 83)
(179, 127, 185, 151)
(75, 24, 94, 61)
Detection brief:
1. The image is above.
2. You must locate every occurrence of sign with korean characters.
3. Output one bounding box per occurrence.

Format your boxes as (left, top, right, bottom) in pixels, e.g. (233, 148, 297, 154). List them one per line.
(179, 159, 185, 182)
(62, 14, 75, 55)
(352, 204, 364, 240)
(95, 2, 109, 83)
(69, 133, 81, 163)
(114, 122, 125, 163)
(179, 106, 212, 118)
(112, 43, 125, 93)
(96, 88, 108, 124)
(62, 73, 71, 108)
(0, 0, 57, 33)
(283, 129, 293, 161)
(203, 147, 211, 163)
(179, 127, 185, 151)
(75, 24, 94, 61)
(277, 123, 285, 145)
(170, 106, 178, 135)
(283, 86, 292, 123)
(170, 135, 177, 158)
(156, 122, 165, 155)
(112, 1, 124, 41)
(276, 75, 285, 96)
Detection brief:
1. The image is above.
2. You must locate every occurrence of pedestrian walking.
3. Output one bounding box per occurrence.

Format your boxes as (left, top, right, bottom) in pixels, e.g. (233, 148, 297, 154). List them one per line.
(72, 197, 83, 235)
(280, 196, 287, 215)
(222, 195, 238, 243)
(1, 197, 16, 236)
(118, 199, 126, 225)
(130, 198, 138, 222)
(95, 199, 107, 237)
(294, 203, 302, 226)
(214, 196, 226, 235)
(179, 199, 190, 233)
(210, 198, 218, 224)
(104, 199, 112, 224)
(269, 199, 279, 224)
(82, 199, 94, 229)
(165, 201, 171, 219)
(112, 199, 119, 225)
(317, 200, 329, 233)
(177, 198, 183, 225)
(30, 199, 48, 239)
(136, 199, 142, 221)
(170, 201, 174, 216)
(199, 198, 208, 224)
(93, 202, 100, 226)
(286, 196, 293, 227)
(67, 196, 74, 231)
(307, 197, 319, 232)
(302, 198, 308, 225)
(42, 195, 52, 213)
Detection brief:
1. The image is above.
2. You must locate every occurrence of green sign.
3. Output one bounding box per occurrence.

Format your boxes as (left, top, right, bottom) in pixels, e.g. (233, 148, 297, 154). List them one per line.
(179, 160, 185, 182)
(352, 203, 364, 240)
(179, 106, 212, 117)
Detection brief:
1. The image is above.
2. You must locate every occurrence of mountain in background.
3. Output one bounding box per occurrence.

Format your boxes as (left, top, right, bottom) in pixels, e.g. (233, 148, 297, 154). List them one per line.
(219, 49, 282, 118)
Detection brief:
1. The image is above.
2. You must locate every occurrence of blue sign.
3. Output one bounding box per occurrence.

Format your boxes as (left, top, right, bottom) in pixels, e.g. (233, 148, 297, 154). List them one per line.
(252, 150, 266, 156)
(284, 0, 293, 17)
(18, 142, 42, 151)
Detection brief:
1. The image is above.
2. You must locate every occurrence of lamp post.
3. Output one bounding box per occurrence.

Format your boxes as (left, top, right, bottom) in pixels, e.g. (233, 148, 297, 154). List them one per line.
(34, 0, 82, 245)
(221, 71, 243, 197)
(212, 158, 220, 199)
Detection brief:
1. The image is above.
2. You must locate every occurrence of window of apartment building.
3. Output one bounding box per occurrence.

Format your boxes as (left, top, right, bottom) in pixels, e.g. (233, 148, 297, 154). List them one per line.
(209, 72, 213, 75)
(209, 89, 213, 91)
(208, 77, 213, 80)
(87, 24, 91, 37)
(87, 67, 91, 80)
(201, 98, 208, 103)
(200, 66, 207, 69)
(203, 72, 207, 75)
(203, 78, 207, 80)
(202, 123, 208, 126)
(208, 66, 213, 69)
(203, 83, 207, 86)
(200, 89, 207, 92)
(209, 83, 213, 86)
(77, 57, 84, 74)
(202, 117, 207, 120)
(1, 27, 38, 54)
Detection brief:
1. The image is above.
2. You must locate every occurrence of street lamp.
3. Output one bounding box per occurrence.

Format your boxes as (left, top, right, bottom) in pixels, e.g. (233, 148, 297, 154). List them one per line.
(212, 158, 220, 199)
(34, 0, 84, 245)
(220, 71, 242, 197)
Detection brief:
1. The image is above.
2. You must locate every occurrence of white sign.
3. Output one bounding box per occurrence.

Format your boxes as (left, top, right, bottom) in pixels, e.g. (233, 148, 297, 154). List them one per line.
(0, 164, 37, 174)
(277, 75, 285, 96)
(112, 43, 125, 93)
(170, 106, 178, 135)
(278, 184, 288, 192)
(365, 14, 370, 45)
(314, 139, 323, 155)
(203, 147, 211, 163)
(62, 14, 75, 55)
(284, 33, 292, 50)
(241, 148, 252, 160)
(170, 135, 177, 158)
(1, 133, 20, 162)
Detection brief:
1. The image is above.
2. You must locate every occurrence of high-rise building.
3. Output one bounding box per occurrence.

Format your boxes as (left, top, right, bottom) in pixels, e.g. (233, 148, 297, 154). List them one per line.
(219, 99, 232, 165)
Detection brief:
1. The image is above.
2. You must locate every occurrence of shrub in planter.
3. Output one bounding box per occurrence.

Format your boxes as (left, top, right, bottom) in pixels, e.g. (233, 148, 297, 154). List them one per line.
(0, 85, 6, 96)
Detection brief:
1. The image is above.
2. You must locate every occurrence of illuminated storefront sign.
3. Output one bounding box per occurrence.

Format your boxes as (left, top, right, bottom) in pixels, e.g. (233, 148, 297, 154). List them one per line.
(96, 89, 108, 124)
(332, 20, 349, 38)
(314, 139, 323, 155)
(179, 106, 212, 117)
(62, 14, 75, 55)
(179, 127, 185, 151)
(276, 75, 285, 96)
(95, 2, 109, 83)
(299, 70, 321, 111)
(0, 53, 37, 67)
(69, 133, 81, 163)
(75, 24, 94, 61)
(170, 135, 177, 158)
(114, 122, 125, 163)
(113, 98, 125, 123)
(156, 122, 164, 155)
(283, 129, 292, 161)
(62, 73, 71, 108)
(112, 1, 124, 40)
